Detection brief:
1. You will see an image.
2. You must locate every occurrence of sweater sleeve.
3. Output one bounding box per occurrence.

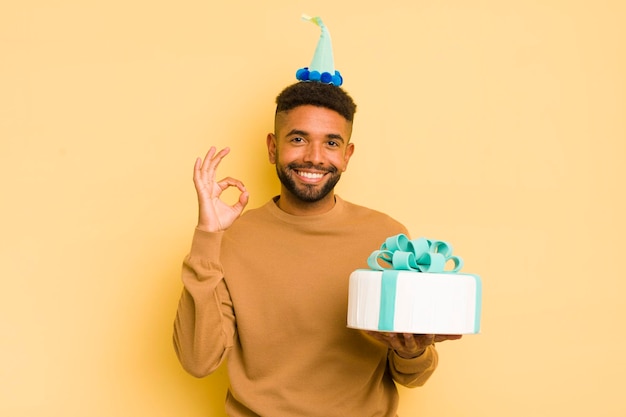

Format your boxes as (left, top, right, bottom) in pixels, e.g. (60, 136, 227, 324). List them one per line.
(173, 229, 236, 378)
(388, 345, 439, 388)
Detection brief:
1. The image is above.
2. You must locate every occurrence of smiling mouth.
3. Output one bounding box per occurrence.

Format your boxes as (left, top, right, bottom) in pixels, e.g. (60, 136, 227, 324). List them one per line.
(295, 170, 325, 180)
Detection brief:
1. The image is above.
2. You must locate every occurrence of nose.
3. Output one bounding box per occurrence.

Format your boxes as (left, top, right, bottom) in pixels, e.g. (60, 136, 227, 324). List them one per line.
(303, 142, 324, 166)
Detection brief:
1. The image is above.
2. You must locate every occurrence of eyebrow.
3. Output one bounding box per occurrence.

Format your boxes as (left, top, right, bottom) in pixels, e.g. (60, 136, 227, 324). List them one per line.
(286, 129, 346, 143)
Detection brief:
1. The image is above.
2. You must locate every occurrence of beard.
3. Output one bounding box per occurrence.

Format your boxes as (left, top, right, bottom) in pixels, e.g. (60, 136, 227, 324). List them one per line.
(275, 162, 342, 203)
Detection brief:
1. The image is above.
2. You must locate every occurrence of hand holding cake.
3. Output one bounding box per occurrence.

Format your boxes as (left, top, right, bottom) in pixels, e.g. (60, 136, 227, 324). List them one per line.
(364, 332, 463, 359)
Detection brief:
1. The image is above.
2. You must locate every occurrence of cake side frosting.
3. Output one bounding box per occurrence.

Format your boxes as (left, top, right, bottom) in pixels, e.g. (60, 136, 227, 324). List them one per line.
(347, 269, 482, 334)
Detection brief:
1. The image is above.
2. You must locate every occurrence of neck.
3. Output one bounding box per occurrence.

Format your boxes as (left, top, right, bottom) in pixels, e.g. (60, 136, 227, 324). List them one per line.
(275, 191, 336, 216)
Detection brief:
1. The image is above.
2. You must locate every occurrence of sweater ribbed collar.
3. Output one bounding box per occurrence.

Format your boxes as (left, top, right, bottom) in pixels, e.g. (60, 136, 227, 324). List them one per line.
(265, 195, 347, 225)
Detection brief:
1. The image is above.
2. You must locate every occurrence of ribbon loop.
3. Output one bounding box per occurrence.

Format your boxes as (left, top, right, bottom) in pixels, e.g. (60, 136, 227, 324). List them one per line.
(428, 240, 453, 258)
(381, 234, 411, 253)
(391, 250, 417, 270)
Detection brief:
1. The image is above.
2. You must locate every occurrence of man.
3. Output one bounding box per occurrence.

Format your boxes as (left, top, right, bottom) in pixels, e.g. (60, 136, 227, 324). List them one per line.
(173, 81, 461, 416)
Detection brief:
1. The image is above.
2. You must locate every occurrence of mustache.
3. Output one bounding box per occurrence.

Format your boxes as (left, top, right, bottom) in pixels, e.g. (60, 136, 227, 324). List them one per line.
(287, 163, 338, 174)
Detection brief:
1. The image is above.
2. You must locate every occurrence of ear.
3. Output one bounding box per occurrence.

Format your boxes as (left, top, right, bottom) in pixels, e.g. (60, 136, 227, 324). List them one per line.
(266, 133, 277, 164)
(341, 142, 355, 172)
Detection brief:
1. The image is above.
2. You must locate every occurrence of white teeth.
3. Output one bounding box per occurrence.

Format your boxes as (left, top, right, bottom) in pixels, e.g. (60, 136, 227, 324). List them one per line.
(298, 171, 324, 179)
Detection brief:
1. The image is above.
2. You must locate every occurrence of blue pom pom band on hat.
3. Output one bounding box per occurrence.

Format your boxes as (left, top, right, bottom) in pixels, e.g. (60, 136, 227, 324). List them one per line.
(295, 14, 344, 87)
(296, 67, 343, 86)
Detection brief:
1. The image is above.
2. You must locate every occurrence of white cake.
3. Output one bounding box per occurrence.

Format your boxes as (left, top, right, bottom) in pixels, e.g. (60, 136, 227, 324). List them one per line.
(347, 269, 482, 334)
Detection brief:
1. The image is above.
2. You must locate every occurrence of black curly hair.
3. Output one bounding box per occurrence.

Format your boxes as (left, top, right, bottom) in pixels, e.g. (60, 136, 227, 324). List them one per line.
(275, 82, 357, 122)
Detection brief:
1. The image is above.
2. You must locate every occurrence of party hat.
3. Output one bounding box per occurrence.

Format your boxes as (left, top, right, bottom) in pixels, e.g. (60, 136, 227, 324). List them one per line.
(295, 14, 343, 86)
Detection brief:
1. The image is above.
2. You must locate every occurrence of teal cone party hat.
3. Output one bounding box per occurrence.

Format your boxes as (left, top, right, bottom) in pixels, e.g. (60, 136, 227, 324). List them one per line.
(296, 14, 343, 86)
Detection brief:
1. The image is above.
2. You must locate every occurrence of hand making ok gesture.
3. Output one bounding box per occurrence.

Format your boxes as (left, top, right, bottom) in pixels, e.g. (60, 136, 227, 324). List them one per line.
(193, 147, 249, 232)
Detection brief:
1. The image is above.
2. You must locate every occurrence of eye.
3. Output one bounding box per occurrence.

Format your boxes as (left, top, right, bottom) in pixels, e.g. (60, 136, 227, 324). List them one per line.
(291, 136, 304, 143)
(327, 140, 340, 147)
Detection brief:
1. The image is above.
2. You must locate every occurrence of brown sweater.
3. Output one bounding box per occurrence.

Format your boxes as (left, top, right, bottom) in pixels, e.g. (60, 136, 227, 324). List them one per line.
(174, 196, 438, 417)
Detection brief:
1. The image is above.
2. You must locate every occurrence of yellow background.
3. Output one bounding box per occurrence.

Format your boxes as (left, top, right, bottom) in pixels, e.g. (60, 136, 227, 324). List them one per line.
(2, 1, 624, 416)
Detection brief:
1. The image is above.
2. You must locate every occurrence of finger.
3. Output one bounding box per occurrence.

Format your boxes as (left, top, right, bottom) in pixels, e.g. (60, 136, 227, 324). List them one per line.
(198, 146, 216, 171)
(216, 177, 246, 192)
(434, 334, 463, 343)
(235, 188, 250, 211)
(412, 334, 436, 348)
(402, 333, 418, 351)
(234, 179, 250, 209)
(193, 157, 204, 189)
(205, 147, 230, 178)
(196, 147, 228, 183)
(214, 177, 249, 209)
(387, 333, 402, 350)
(194, 147, 216, 183)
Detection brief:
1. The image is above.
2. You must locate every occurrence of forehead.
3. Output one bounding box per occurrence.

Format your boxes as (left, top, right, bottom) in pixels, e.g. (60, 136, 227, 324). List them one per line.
(275, 105, 352, 137)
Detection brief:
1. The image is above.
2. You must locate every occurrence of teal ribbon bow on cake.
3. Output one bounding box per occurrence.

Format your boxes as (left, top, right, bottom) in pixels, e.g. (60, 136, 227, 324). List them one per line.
(367, 234, 464, 331)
